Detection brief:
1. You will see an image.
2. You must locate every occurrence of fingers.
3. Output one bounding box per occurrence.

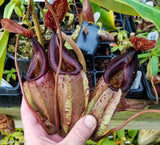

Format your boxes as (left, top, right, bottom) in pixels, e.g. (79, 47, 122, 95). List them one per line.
(21, 98, 38, 130)
(21, 98, 37, 125)
(60, 115, 97, 145)
(21, 98, 47, 137)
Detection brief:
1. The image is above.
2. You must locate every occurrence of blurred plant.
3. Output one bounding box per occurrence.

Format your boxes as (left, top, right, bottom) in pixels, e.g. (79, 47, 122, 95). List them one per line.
(138, 130, 160, 145)
(0, 0, 25, 86)
(0, 128, 24, 145)
(85, 129, 139, 145)
(3, 68, 17, 83)
(8, 34, 33, 59)
(91, 0, 160, 31)
(133, 36, 160, 103)
(0, 114, 15, 135)
(0, 0, 5, 6)
(110, 27, 133, 54)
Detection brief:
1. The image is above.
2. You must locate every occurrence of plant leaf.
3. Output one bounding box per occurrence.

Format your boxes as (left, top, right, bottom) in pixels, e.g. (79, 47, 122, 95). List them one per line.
(0, 30, 9, 86)
(116, 130, 125, 140)
(7, 74, 12, 82)
(90, 0, 139, 16)
(111, 45, 119, 52)
(0, 0, 5, 6)
(90, 0, 160, 31)
(118, 33, 123, 42)
(3, 70, 10, 74)
(12, 74, 16, 81)
(11, 132, 23, 138)
(151, 55, 159, 75)
(89, 1, 116, 31)
(120, 30, 128, 38)
(3, 1, 17, 18)
(14, 1, 24, 17)
(45, 0, 68, 31)
(11, 68, 17, 73)
(119, 44, 123, 52)
(138, 53, 150, 59)
(128, 130, 138, 144)
(139, 57, 149, 66)
(0, 0, 16, 85)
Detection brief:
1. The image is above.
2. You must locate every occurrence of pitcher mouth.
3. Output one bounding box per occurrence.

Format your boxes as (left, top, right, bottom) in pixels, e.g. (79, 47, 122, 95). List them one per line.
(26, 38, 49, 81)
(48, 32, 83, 75)
(103, 50, 138, 92)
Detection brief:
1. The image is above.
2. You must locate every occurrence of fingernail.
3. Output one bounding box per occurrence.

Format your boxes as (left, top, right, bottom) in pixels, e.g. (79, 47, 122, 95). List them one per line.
(84, 115, 97, 129)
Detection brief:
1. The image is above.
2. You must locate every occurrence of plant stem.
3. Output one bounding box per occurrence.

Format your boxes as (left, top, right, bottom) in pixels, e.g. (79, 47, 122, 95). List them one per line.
(29, 0, 44, 46)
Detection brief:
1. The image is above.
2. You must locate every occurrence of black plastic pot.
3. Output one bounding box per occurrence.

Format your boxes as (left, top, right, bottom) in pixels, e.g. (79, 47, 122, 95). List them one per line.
(124, 15, 158, 101)
(76, 21, 101, 56)
(141, 65, 160, 102)
(0, 57, 22, 107)
(7, 52, 30, 78)
(7, 32, 31, 78)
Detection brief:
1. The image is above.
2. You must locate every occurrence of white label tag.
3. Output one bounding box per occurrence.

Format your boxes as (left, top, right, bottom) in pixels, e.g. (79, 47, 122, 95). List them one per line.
(131, 71, 142, 89)
(145, 1, 154, 6)
(94, 12, 100, 24)
(147, 31, 159, 41)
(1, 79, 13, 88)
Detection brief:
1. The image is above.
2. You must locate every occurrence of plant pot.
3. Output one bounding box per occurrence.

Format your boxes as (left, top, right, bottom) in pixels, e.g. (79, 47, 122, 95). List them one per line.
(0, 57, 22, 107)
(7, 52, 30, 78)
(126, 71, 144, 98)
(76, 21, 101, 56)
(7, 33, 32, 78)
(141, 65, 160, 102)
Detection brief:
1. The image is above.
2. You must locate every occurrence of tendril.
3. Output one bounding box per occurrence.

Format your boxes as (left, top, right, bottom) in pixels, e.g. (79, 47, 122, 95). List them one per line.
(14, 34, 47, 131)
(45, 0, 63, 134)
(96, 109, 160, 141)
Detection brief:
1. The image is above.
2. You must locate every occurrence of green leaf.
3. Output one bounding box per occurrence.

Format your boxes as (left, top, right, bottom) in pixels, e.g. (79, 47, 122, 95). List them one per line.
(3, 70, 10, 74)
(116, 130, 125, 140)
(138, 53, 150, 59)
(0, 30, 9, 86)
(14, 5, 23, 17)
(80, 0, 116, 31)
(120, 30, 128, 38)
(9, 136, 14, 144)
(90, 0, 139, 16)
(151, 55, 159, 75)
(90, 2, 116, 31)
(0, 0, 5, 6)
(119, 44, 123, 52)
(139, 57, 149, 66)
(7, 74, 12, 82)
(98, 140, 117, 145)
(3, 1, 17, 18)
(111, 45, 119, 52)
(128, 130, 138, 144)
(85, 139, 97, 145)
(11, 68, 17, 73)
(11, 132, 23, 138)
(90, 0, 160, 31)
(118, 33, 123, 42)
(12, 74, 16, 81)
(14, 0, 25, 17)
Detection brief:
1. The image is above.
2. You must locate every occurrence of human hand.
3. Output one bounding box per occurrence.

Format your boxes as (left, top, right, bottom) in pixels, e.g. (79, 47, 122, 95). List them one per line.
(21, 98, 97, 145)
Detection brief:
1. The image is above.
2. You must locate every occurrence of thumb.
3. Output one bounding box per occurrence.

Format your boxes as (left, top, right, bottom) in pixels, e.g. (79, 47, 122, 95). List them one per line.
(60, 115, 97, 145)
